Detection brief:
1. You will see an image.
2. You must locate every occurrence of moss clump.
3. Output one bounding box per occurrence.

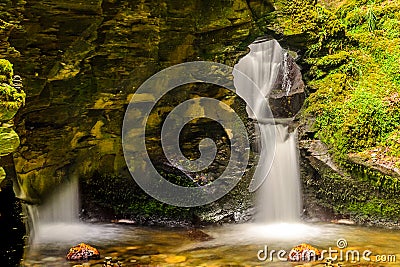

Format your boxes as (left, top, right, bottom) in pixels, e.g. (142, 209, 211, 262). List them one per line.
(0, 59, 25, 112)
(0, 83, 25, 110)
(0, 59, 13, 84)
(276, 0, 347, 56)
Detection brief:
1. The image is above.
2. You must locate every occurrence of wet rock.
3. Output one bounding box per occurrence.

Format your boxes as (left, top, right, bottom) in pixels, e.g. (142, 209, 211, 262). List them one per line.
(269, 50, 305, 118)
(66, 243, 100, 261)
(103, 256, 122, 267)
(9, 0, 260, 204)
(300, 137, 400, 228)
(288, 243, 321, 262)
(112, 219, 136, 225)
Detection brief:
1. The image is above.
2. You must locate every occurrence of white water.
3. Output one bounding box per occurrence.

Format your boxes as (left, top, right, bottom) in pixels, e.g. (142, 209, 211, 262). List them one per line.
(234, 38, 302, 223)
(27, 177, 81, 243)
(39, 177, 79, 223)
(256, 125, 302, 222)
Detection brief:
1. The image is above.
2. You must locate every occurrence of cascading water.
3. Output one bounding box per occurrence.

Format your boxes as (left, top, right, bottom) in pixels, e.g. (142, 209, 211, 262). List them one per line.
(37, 177, 80, 224)
(234, 38, 302, 223)
(256, 125, 302, 222)
(25, 177, 81, 243)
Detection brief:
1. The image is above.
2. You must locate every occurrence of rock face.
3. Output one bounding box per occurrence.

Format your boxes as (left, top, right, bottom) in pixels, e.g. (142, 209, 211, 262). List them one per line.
(4, 0, 276, 221)
(300, 139, 400, 227)
(269, 51, 305, 118)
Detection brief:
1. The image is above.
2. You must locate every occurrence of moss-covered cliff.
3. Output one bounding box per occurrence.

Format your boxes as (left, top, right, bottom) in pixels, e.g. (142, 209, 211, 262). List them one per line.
(269, 0, 400, 225)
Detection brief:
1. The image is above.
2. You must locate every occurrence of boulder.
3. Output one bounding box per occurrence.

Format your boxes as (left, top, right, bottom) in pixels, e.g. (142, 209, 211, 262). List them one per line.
(66, 243, 100, 261)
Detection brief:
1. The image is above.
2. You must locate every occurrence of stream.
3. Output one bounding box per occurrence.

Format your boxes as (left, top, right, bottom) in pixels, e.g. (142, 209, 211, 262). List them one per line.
(23, 222, 400, 266)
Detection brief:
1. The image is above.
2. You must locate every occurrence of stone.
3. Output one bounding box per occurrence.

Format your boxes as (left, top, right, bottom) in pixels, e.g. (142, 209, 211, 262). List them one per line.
(288, 243, 321, 262)
(186, 228, 213, 241)
(66, 243, 100, 261)
(269, 51, 305, 118)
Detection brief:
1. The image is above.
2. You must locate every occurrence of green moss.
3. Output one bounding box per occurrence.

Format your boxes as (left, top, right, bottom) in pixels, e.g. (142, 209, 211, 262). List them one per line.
(0, 83, 25, 110)
(305, 51, 351, 78)
(347, 198, 400, 220)
(0, 59, 25, 112)
(292, 0, 400, 164)
(0, 59, 13, 84)
(276, 0, 347, 56)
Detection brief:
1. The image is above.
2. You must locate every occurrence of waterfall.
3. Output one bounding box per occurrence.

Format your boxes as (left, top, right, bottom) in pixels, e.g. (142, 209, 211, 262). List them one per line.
(38, 177, 79, 224)
(25, 177, 80, 243)
(233, 38, 302, 223)
(256, 124, 302, 222)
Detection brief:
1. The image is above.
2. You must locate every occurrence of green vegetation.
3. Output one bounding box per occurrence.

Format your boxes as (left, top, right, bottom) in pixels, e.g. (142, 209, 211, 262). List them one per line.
(278, 0, 400, 167)
(0, 59, 25, 111)
(271, 0, 400, 222)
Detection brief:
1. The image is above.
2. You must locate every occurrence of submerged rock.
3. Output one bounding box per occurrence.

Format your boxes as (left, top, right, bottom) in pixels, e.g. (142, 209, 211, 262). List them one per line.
(66, 243, 100, 261)
(186, 228, 213, 241)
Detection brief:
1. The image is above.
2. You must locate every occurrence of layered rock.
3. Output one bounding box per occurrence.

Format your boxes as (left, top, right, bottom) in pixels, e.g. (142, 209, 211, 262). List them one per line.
(6, 0, 276, 217)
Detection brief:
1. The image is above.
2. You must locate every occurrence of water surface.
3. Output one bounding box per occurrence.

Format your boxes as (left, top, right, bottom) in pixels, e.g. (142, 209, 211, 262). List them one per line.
(23, 222, 400, 266)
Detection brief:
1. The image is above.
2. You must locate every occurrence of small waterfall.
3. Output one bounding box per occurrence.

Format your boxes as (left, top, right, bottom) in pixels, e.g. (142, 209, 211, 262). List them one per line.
(233, 38, 302, 223)
(25, 177, 80, 243)
(256, 124, 302, 222)
(38, 177, 79, 224)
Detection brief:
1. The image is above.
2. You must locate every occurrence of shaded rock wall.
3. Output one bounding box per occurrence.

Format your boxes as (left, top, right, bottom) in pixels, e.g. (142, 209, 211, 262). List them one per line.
(7, 0, 274, 206)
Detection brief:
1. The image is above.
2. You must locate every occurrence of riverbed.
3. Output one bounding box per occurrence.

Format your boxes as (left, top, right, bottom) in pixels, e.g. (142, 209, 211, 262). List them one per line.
(22, 222, 400, 266)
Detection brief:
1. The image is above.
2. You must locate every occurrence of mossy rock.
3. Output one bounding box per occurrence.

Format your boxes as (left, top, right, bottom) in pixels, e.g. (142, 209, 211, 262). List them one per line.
(0, 83, 25, 121)
(0, 59, 13, 84)
(0, 104, 20, 122)
(0, 127, 20, 156)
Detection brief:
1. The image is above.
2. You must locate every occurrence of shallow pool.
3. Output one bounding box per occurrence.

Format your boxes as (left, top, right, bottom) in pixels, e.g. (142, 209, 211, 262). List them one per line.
(22, 222, 400, 266)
